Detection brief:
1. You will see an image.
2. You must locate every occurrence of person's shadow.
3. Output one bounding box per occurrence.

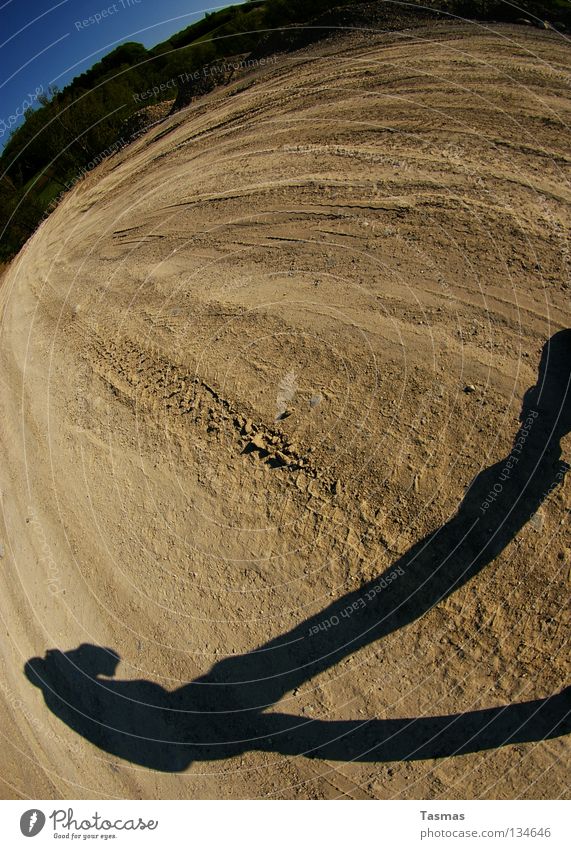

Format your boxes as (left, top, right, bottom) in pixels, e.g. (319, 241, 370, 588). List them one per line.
(25, 331, 571, 771)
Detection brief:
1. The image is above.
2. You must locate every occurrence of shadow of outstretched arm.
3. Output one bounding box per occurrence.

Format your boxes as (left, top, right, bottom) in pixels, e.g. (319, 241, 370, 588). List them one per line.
(261, 688, 571, 762)
(195, 329, 571, 711)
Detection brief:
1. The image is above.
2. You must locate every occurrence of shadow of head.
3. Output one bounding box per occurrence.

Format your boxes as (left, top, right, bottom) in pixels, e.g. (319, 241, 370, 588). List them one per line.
(24, 646, 195, 772)
(523, 329, 571, 436)
(24, 644, 120, 690)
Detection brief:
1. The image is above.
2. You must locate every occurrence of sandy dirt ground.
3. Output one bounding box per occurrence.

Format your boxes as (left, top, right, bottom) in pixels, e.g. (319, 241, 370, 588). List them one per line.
(0, 22, 569, 799)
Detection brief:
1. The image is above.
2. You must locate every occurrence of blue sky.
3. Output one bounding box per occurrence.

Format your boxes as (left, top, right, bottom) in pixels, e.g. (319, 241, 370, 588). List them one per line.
(0, 0, 246, 146)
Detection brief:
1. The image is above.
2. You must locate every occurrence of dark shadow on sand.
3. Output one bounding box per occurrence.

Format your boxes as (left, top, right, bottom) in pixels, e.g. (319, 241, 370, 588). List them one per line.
(25, 331, 571, 770)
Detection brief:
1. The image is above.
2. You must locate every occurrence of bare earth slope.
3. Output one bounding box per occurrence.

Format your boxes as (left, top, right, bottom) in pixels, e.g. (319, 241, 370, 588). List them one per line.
(0, 23, 569, 799)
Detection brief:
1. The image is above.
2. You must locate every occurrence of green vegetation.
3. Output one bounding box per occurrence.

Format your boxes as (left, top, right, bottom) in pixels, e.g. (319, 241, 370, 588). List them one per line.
(1, 0, 568, 262)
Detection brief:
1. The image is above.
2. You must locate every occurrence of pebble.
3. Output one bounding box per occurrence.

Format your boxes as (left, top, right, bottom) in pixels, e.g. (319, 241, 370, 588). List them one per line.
(463, 384, 476, 393)
(250, 433, 267, 450)
(295, 472, 307, 490)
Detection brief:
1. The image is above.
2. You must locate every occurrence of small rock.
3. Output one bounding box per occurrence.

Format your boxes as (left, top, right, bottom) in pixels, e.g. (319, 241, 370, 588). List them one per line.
(308, 479, 320, 497)
(463, 384, 476, 393)
(250, 433, 267, 451)
(243, 419, 253, 435)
